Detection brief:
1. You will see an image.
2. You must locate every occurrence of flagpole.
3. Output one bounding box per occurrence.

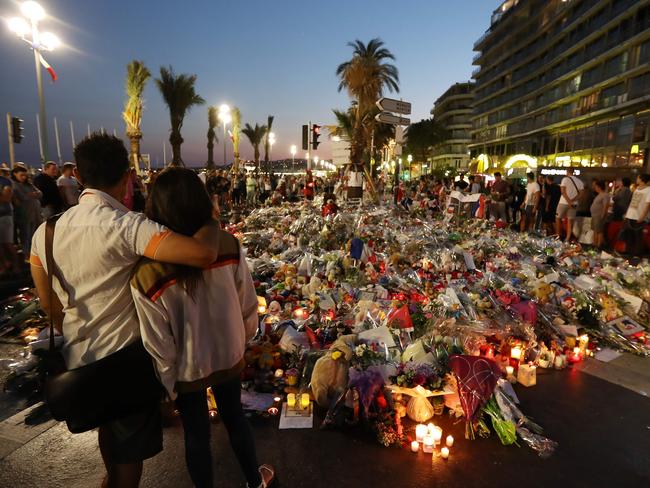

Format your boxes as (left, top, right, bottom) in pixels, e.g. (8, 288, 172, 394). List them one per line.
(33, 36, 48, 162)
(36, 113, 44, 162)
(69, 121, 76, 150)
(53, 117, 62, 164)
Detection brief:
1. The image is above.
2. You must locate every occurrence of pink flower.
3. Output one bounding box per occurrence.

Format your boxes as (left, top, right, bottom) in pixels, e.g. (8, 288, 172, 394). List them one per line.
(414, 374, 426, 386)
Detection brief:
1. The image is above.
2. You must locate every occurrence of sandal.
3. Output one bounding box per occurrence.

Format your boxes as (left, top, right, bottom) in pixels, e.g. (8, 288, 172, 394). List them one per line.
(249, 464, 275, 488)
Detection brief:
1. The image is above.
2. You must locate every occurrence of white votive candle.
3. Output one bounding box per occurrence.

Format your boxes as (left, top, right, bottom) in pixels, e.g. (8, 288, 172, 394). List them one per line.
(441, 447, 449, 459)
(446, 435, 454, 447)
(411, 440, 419, 452)
(415, 424, 428, 442)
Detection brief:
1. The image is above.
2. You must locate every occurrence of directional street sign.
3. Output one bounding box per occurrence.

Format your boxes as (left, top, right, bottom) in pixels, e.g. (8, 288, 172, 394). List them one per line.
(375, 111, 410, 126)
(376, 97, 412, 115)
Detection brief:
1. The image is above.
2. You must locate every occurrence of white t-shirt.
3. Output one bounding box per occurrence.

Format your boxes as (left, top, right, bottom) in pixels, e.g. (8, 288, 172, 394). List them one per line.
(625, 186, 650, 221)
(559, 175, 584, 205)
(57, 175, 80, 206)
(524, 182, 540, 206)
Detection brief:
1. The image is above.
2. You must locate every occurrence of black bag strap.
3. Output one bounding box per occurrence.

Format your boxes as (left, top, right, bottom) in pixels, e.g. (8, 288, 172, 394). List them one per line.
(44, 214, 63, 351)
(568, 176, 581, 197)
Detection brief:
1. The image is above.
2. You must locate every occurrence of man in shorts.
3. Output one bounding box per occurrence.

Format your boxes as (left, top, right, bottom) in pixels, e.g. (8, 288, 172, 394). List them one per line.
(555, 167, 584, 242)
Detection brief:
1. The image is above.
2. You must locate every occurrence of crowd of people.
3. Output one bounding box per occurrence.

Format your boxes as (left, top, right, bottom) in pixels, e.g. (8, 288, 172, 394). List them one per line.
(395, 168, 650, 256)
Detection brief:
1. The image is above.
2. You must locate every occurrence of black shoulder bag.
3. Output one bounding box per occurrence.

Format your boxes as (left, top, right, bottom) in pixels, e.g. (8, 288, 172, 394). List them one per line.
(42, 216, 162, 433)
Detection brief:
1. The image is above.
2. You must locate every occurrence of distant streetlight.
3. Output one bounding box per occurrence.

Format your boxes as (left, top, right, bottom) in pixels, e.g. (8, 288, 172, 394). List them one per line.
(218, 104, 231, 166)
(8, 1, 61, 161)
(290, 144, 296, 166)
(268, 132, 276, 167)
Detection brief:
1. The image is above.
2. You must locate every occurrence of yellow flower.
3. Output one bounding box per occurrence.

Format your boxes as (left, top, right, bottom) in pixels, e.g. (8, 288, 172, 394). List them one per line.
(331, 351, 342, 361)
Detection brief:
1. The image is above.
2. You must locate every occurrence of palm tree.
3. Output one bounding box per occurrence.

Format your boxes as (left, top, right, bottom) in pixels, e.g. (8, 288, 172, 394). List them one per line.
(336, 38, 399, 167)
(122, 60, 151, 174)
(328, 107, 355, 141)
(242, 123, 267, 169)
(231, 107, 242, 172)
(263, 115, 275, 168)
(155, 66, 205, 166)
(206, 106, 218, 170)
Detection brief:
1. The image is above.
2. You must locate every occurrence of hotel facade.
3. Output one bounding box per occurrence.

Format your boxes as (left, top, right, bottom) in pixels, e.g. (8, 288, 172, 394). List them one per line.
(431, 82, 475, 170)
(469, 0, 650, 178)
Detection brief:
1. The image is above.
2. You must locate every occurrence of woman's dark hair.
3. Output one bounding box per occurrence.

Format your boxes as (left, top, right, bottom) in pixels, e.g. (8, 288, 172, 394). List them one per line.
(639, 173, 650, 185)
(146, 167, 214, 298)
(11, 166, 27, 181)
(593, 179, 606, 191)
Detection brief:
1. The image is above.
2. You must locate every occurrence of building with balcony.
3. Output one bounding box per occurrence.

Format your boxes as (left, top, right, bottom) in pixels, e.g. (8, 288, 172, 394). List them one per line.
(431, 82, 475, 170)
(469, 0, 650, 178)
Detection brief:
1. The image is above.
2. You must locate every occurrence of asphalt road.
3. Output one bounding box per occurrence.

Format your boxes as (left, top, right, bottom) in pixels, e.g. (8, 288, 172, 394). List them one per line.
(0, 368, 648, 488)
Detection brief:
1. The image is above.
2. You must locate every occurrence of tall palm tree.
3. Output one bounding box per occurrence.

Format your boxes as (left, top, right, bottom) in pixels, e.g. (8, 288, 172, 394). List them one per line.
(328, 107, 355, 141)
(155, 66, 205, 166)
(336, 38, 399, 167)
(242, 122, 267, 169)
(206, 106, 218, 170)
(231, 107, 242, 172)
(263, 115, 275, 167)
(122, 60, 151, 174)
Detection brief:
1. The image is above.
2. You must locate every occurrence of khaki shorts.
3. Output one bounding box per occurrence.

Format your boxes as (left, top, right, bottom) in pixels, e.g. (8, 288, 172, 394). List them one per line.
(556, 203, 576, 220)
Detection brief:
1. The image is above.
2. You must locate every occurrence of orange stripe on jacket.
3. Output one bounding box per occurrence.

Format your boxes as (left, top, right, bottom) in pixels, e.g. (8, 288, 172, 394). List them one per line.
(143, 230, 172, 259)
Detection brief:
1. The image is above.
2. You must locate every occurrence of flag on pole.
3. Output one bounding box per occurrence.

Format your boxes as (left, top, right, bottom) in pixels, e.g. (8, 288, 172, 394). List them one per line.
(38, 52, 57, 82)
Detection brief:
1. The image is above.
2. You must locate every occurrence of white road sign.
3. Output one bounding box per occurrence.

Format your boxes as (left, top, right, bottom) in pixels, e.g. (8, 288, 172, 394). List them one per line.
(375, 111, 410, 126)
(376, 97, 412, 115)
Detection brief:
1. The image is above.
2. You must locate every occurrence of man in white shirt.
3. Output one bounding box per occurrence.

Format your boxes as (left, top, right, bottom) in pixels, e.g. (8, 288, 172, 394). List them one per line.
(555, 167, 584, 242)
(30, 133, 219, 488)
(623, 173, 650, 255)
(57, 162, 80, 208)
(521, 172, 541, 232)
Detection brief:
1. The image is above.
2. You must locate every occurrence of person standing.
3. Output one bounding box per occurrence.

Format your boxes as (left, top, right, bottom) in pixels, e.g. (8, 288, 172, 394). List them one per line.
(29, 133, 220, 488)
(489, 172, 509, 223)
(622, 173, 650, 256)
(612, 177, 632, 221)
(246, 172, 257, 205)
(555, 168, 584, 243)
(520, 172, 540, 232)
(543, 175, 561, 236)
(57, 162, 81, 209)
(0, 170, 20, 275)
(34, 162, 63, 219)
(11, 166, 42, 258)
(131, 168, 274, 488)
(590, 179, 610, 249)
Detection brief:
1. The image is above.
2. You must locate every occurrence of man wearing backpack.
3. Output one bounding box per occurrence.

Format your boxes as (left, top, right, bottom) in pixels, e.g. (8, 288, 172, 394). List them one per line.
(555, 167, 585, 243)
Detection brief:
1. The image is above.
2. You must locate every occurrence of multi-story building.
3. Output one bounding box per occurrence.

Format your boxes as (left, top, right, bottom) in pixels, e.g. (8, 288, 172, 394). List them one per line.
(469, 0, 650, 178)
(431, 82, 474, 170)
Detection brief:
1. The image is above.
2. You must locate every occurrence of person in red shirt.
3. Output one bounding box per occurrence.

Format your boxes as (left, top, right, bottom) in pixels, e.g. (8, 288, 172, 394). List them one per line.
(304, 170, 315, 200)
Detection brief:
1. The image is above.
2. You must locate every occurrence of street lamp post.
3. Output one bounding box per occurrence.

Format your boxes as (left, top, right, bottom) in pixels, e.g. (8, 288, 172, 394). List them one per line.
(290, 144, 296, 169)
(218, 104, 231, 167)
(8, 1, 60, 163)
(268, 132, 276, 172)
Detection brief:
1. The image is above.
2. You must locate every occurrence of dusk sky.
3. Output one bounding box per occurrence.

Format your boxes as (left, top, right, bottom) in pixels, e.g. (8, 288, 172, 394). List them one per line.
(1, 0, 495, 167)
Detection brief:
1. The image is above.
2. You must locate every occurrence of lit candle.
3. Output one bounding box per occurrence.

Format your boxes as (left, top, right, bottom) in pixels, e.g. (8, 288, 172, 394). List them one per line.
(511, 346, 522, 361)
(273, 396, 281, 403)
(300, 393, 310, 409)
(258, 305, 267, 314)
(411, 440, 420, 453)
(287, 393, 296, 408)
(294, 308, 305, 319)
(441, 447, 449, 459)
(274, 368, 284, 379)
(431, 426, 442, 447)
(415, 424, 428, 442)
(267, 407, 279, 416)
(505, 365, 515, 383)
(423, 435, 435, 453)
(446, 435, 454, 447)
(427, 423, 436, 435)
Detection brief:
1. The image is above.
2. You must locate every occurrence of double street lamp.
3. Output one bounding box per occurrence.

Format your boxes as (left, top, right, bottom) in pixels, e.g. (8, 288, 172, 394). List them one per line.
(218, 104, 231, 166)
(8, 1, 61, 162)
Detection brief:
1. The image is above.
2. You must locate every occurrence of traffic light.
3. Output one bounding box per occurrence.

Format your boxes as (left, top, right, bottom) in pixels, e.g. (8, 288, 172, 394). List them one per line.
(11, 117, 24, 144)
(311, 124, 321, 150)
(302, 125, 309, 151)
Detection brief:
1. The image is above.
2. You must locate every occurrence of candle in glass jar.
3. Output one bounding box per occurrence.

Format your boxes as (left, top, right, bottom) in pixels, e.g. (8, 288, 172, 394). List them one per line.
(415, 424, 428, 442)
(423, 435, 435, 453)
(446, 435, 454, 447)
(410, 440, 420, 453)
(300, 393, 310, 409)
(511, 346, 522, 360)
(431, 426, 442, 446)
(441, 447, 449, 459)
(287, 393, 296, 408)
